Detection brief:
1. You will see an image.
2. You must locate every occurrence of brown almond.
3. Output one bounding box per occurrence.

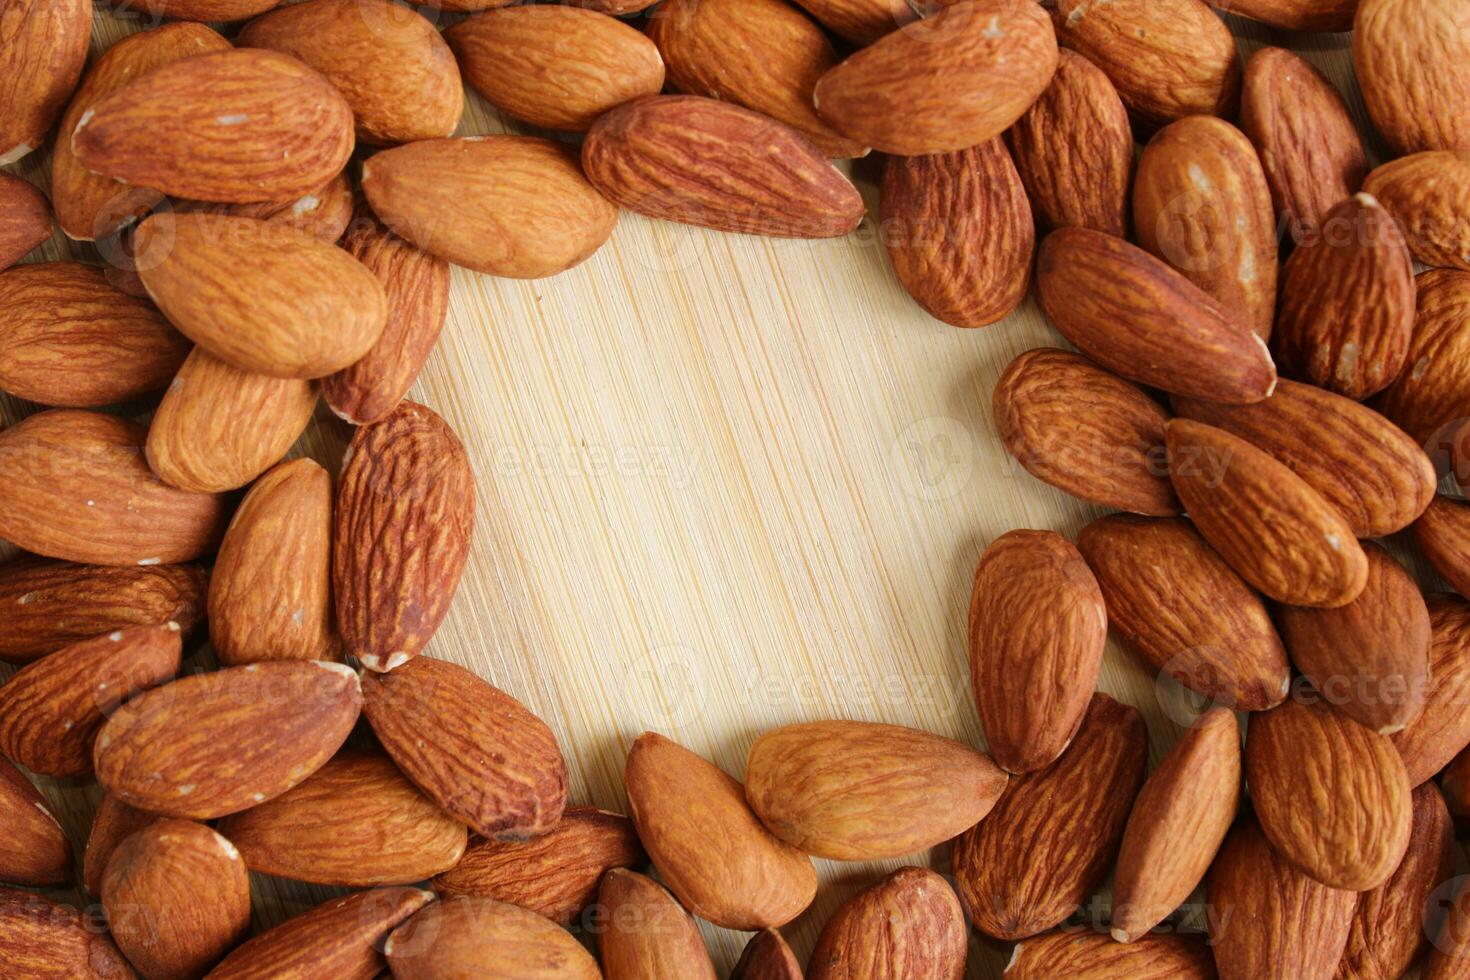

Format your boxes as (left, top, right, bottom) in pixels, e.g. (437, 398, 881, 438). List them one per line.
(0, 173, 53, 268)
(789, 0, 914, 44)
(208, 172, 356, 244)
(0, 757, 71, 888)
(731, 928, 802, 980)
(1354, 0, 1470, 154)
(1006, 930, 1216, 979)
(1443, 743, 1470, 820)
(0, 887, 135, 979)
(598, 869, 717, 980)
(1392, 594, 1470, 786)
(131, 1, 282, 19)
(1375, 269, 1470, 443)
(1415, 496, 1470, 599)
(83, 794, 159, 898)
(384, 896, 601, 980)
(808, 867, 966, 980)
(1212, 0, 1356, 30)
(1364, 150, 1470, 273)
(0, 0, 90, 166)
(1429, 875, 1470, 980)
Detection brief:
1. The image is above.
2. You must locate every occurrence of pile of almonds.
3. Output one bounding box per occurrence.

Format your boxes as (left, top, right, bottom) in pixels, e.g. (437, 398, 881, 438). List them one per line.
(2, 0, 1470, 977)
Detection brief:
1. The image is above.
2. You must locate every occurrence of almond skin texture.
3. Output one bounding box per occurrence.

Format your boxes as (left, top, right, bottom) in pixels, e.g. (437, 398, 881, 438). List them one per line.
(84, 794, 159, 898)
(624, 731, 817, 930)
(93, 660, 361, 819)
(209, 458, 337, 666)
(333, 402, 475, 673)
(361, 656, 568, 840)
(432, 807, 646, 923)
(215, 172, 356, 244)
(0, 623, 181, 777)
(0, 887, 136, 979)
(743, 720, 1008, 860)
(131, 1, 282, 18)
(952, 694, 1148, 941)
(217, 752, 468, 887)
(807, 867, 966, 980)
(598, 869, 717, 980)
(73, 49, 355, 205)
(1077, 515, 1290, 711)
(0, 757, 71, 887)
(135, 212, 388, 380)
(0, 410, 227, 566)
(1240, 47, 1368, 246)
(385, 896, 600, 980)
(449, 5, 664, 135)
(1212, 0, 1356, 29)
(238, 0, 462, 145)
(1391, 594, 1470, 786)
(1277, 544, 1431, 735)
(1442, 743, 1470, 820)
(731, 929, 802, 980)
(1174, 379, 1436, 539)
(0, 262, 191, 407)
(1036, 228, 1277, 404)
(1375, 269, 1470, 443)
(582, 96, 862, 238)
(968, 529, 1107, 774)
(1429, 876, 1470, 980)
(363, 136, 617, 277)
(881, 138, 1033, 328)
(0, 559, 205, 664)
(1415, 496, 1470, 598)
(1110, 707, 1241, 943)
(1054, 0, 1241, 126)
(1006, 931, 1216, 979)
(994, 348, 1179, 516)
(206, 887, 434, 980)
(101, 819, 250, 980)
(1134, 116, 1277, 341)
(0, 173, 53, 268)
(789, 0, 914, 44)
(1166, 418, 1368, 608)
(1364, 151, 1470, 271)
(0, 0, 90, 166)
(813, 0, 1058, 156)
(1206, 818, 1356, 980)
(1005, 48, 1132, 236)
(1354, 0, 1470, 154)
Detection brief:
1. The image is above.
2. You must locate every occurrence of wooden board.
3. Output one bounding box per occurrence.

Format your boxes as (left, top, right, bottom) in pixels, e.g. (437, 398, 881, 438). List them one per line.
(3, 9, 1431, 977)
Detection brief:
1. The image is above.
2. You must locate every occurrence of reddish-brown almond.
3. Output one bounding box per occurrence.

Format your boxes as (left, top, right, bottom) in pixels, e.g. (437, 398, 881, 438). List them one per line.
(1429, 875, 1470, 980)
(363, 136, 617, 277)
(1354, 0, 1470, 154)
(598, 869, 717, 980)
(952, 694, 1148, 940)
(1375, 269, 1470, 443)
(0, 410, 227, 566)
(1443, 744, 1470, 820)
(813, 0, 1058, 156)
(1036, 228, 1277, 404)
(130, 0, 282, 18)
(101, 819, 250, 980)
(217, 752, 468, 887)
(582, 96, 862, 238)
(202, 172, 356, 244)
(83, 794, 159, 898)
(807, 868, 966, 980)
(0, 757, 70, 888)
(0, 173, 52, 268)
(1166, 418, 1368, 608)
(385, 896, 601, 980)
(968, 529, 1107, 774)
(0, 887, 136, 979)
(1415, 496, 1470, 598)
(1212, 0, 1356, 29)
(731, 929, 802, 980)
(1364, 151, 1470, 272)
(209, 458, 337, 666)
(881, 138, 1033, 328)
(789, 0, 914, 44)
(1392, 594, 1470, 786)
(73, 49, 355, 205)
(625, 731, 816, 930)
(0, 0, 90, 165)
(93, 660, 361, 819)
(1006, 930, 1216, 979)
(1111, 708, 1241, 943)
(333, 402, 474, 673)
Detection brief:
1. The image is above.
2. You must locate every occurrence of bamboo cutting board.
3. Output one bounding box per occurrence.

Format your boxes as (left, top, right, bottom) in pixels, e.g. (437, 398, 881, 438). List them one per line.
(2, 8, 1431, 977)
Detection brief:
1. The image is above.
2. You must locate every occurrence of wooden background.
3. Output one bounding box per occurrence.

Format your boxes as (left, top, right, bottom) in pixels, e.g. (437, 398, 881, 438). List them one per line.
(2, 6, 1440, 976)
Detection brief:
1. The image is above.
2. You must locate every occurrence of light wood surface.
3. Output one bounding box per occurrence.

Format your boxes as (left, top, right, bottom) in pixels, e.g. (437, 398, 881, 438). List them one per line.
(2, 7, 1437, 977)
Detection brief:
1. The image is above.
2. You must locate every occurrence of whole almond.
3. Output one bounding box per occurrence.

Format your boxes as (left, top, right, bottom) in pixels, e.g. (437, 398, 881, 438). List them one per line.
(808, 868, 966, 980)
(1414, 496, 1470, 599)
(83, 794, 159, 898)
(0, 757, 70, 888)
(0, 173, 53, 268)
(598, 869, 717, 980)
(952, 694, 1147, 940)
(814, 0, 1058, 156)
(0, 0, 90, 165)
(1212, 0, 1356, 29)
(968, 529, 1107, 774)
(214, 172, 356, 244)
(0, 410, 227, 566)
(1036, 227, 1277, 404)
(333, 402, 474, 673)
(209, 458, 337, 666)
(1006, 931, 1216, 979)
(0, 887, 135, 979)
(744, 720, 1007, 860)
(789, 0, 914, 44)
(1391, 594, 1470, 786)
(448, 5, 664, 134)
(384, 896, 601, 980)
(363, 136, 618, 277)
(217, 752, 468, 886)
(624, 731, 816, 930)
(1111, 707, 1241, 942)
(1354, 0, 1470, 154)
(131, 0, 282, 18)
(73, 49, 355, 204)
(1375, 269, 1470, 443)
(1429, 875, 1470, 980)
(1364, 151, 1470, 272)
(731, 929, 802, 980)
(93, 660, 361, 819)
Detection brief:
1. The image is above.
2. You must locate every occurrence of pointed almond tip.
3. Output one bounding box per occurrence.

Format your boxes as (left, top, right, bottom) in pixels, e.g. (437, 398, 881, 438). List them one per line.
(1110, 927, 1132, 944)
(314, 660, 360, 685)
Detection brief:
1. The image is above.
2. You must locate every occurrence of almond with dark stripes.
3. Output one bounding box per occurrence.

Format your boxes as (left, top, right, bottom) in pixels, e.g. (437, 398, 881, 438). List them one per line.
(731, 929, 802, 980)
(598, 869, 717, 980)
(789, 0, 914, 44)
(1375, 269, 1470, 443)
(83, 794, 158, 898)
(0, 758, 70, 888)
(1006, 931, 1215, 980)
(1415, 496, 1470, 599)
(1354, 0, 1470, 154)
(0, 0, 90, 166)
(1363, 151, 1470, 272)
(1391, 594, 1470, 786)
(0, 888, 135, 979)
(808, 868, 966, 980)
(384, 896, 601, 980)
(0, 173, 53, 268)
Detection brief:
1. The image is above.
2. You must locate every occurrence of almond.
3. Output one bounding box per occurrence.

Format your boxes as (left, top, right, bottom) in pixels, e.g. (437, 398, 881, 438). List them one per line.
(598, 868, 717, 980)
(101, 819, 250, 980)
(1375, 269, 1470, 443)
(952, 693, 1147, 940)
(1036, 227, 1277, 404)
(83, 794, 158, 898)
(789, 0, 914, 44)
(1442, 744, 1470, 820)
(363, 136, 618, 277)
(0, 757, 71, 888)
(807, 868, 966, 980)
(134, 212, 388, 379)
(743, 720, 1007, 860)
(880, 138, 1033, 328)
(73, 49, 355, 205)
(0, 172, 53, 268)
(1005, 49, 1132, 237)
(813, 0, 1058, 156)
(1391, 594, 1470, 786)
(624, 731, 816, 930)
(333, 402, 475, 673)
(0, 0, 90, 166)
(1005, 930, 1216, 979)
(385, 896, 601, 980)
(1212, 0, 1356, 29)
(1354, 0, 1470, 154)
(968, 529, 1107, 774)
(731, 929, 802, 980)
(1077, 515, 1290, 711)
(1134, 116, 1277, 340)
(0, 410, 227, 566)
(131, 0, 283, 18)
(449, 5, 664, 135)
(0, 887, 135, 979)
(1414, 496, 1470, 599)
(1110, 707, 1241, 942)
(93, 660, 361, 819)
(0, 262, 191, 408)
(1428, 875, 1470, 980)
(217, 752, 468, 886)
(1166, 418, 1368, 608)
(208, 458, 337, 666)
(582, 96, 862, 238)
(195, 171, 357, 244)
(1363, 151, 1470, 272)
(993, 348, 1179, 516)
